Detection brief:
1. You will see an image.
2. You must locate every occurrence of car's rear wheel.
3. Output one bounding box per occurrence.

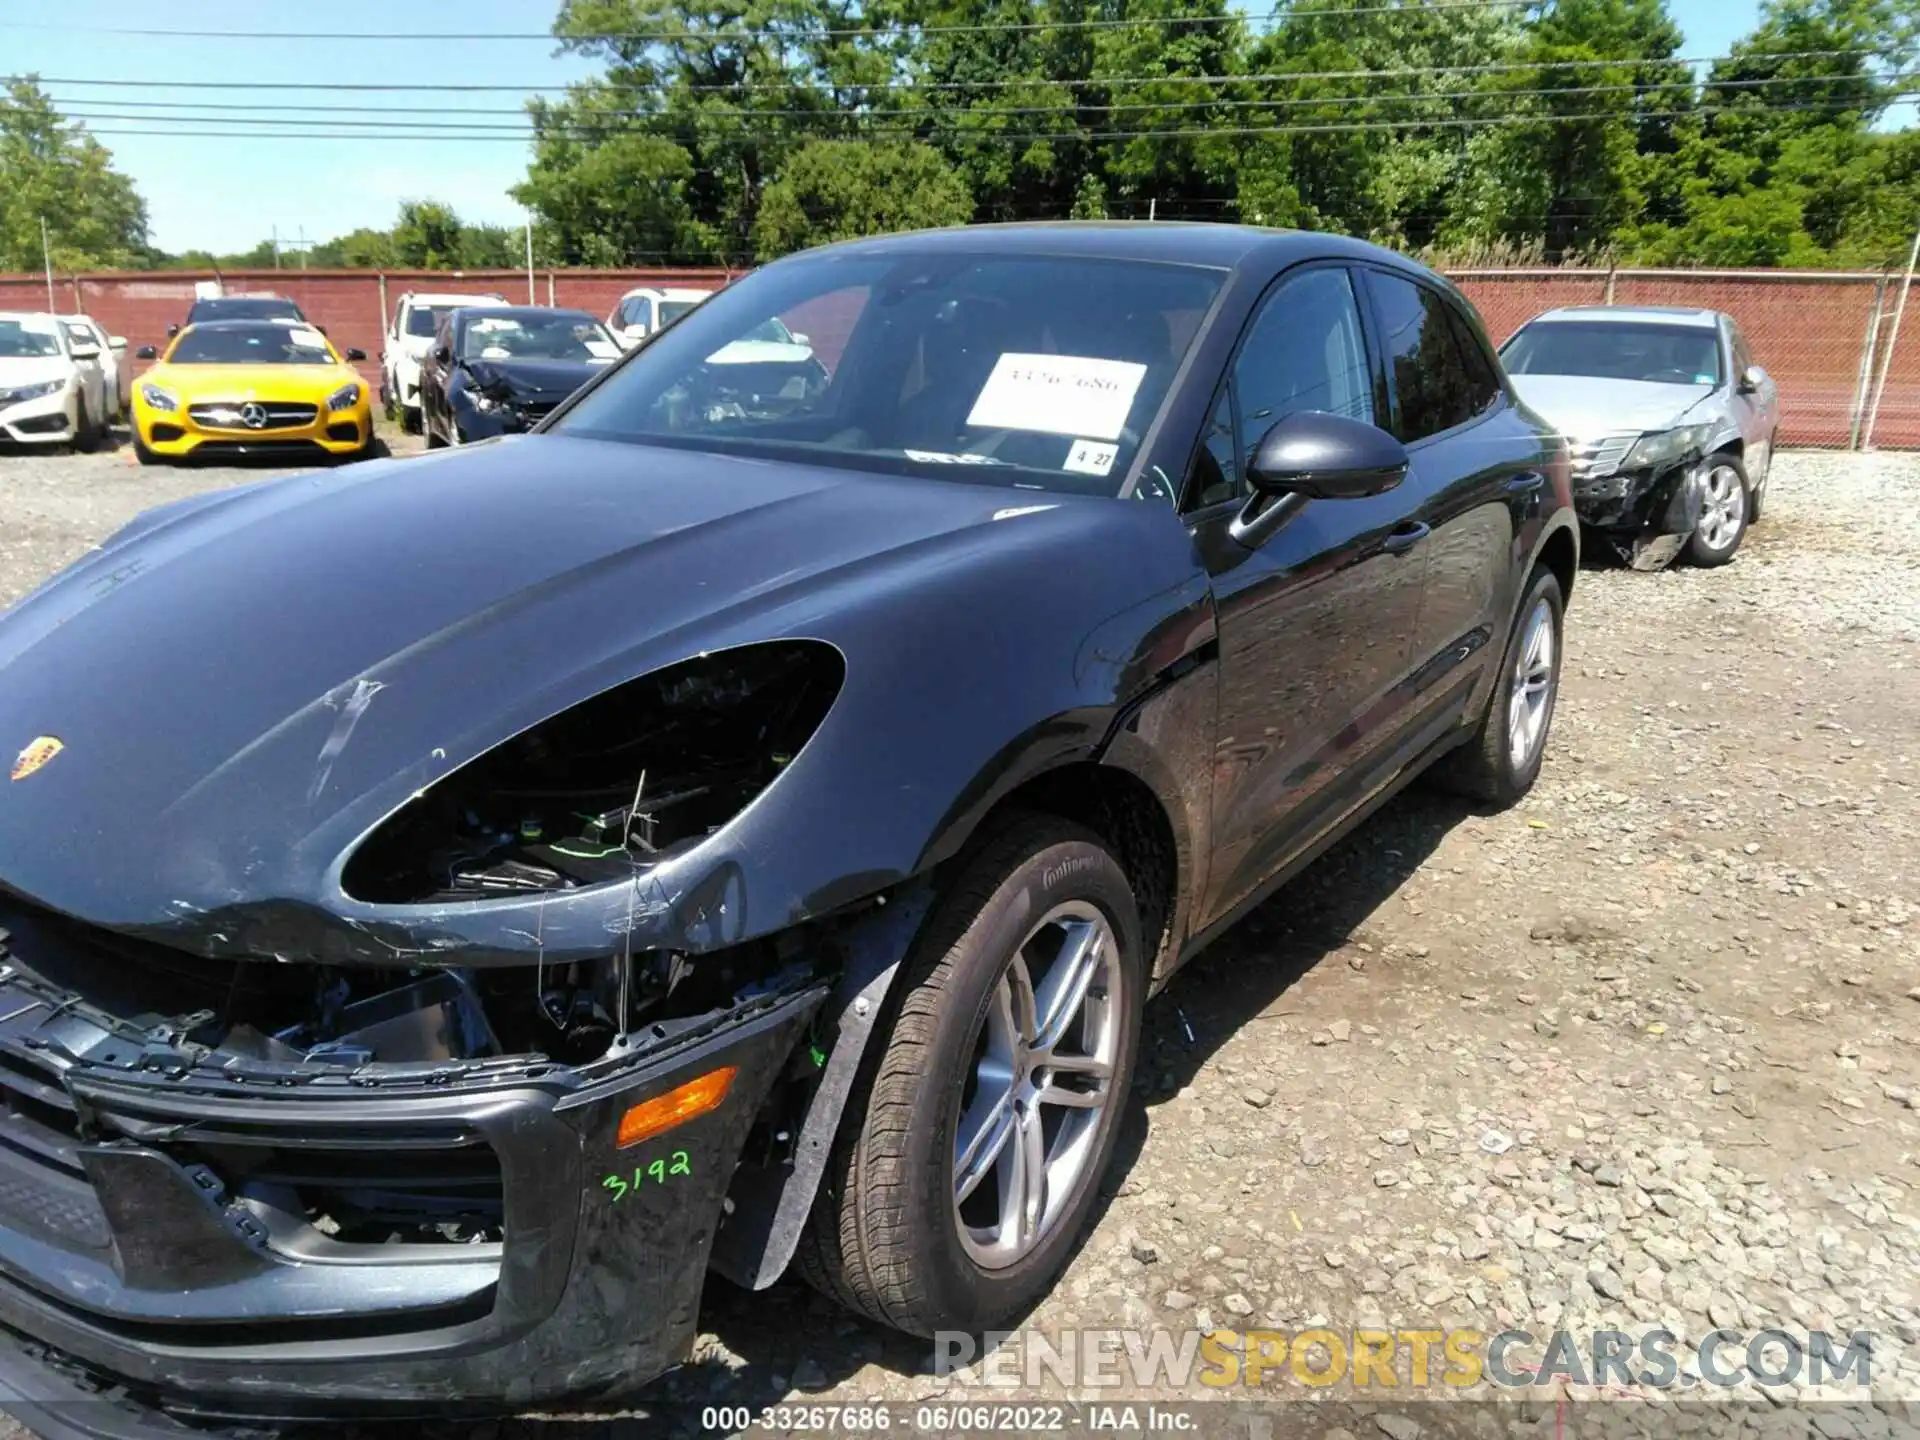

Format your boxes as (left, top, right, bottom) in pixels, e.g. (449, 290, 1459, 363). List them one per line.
(71, 399, 98, 454)
(1430, 565, 1564, 807)
(799, 814, 1143, 1336)
(402, 405, 422, 436)
(1688, 455, 1749, 566)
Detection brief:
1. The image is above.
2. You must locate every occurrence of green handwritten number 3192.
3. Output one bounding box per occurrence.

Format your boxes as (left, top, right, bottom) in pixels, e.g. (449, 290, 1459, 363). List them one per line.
(603, 1151, 692, 1202)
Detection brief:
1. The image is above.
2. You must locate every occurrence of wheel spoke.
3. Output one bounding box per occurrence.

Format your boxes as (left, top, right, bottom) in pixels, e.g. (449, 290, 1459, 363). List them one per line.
(1031, 920, 1103, 1056)
(955, 1087, 1017, 1205)
(1035, 1054, 1112, 1109)
(1005, 949, 1038, 1047)
(1008, 1101, 1048, 1245)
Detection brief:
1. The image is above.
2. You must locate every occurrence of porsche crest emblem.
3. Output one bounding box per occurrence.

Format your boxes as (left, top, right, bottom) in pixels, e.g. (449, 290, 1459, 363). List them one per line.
(10, 737, 63, 782)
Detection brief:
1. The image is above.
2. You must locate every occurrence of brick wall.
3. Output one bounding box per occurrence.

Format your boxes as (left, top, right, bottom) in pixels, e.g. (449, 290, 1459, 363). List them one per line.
(3, 263, 1914, 447)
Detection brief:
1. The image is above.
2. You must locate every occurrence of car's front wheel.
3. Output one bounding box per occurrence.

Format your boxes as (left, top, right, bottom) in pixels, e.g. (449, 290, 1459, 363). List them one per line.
(800, 814, 1144, 1336)
(1688, 455, 1749, 566)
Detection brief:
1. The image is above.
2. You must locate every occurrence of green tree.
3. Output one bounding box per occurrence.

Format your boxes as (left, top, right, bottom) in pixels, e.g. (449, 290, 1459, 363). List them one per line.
(514, 127, 707, 264)
(753, 139, 973, 256)
(0, 78, 150, 271)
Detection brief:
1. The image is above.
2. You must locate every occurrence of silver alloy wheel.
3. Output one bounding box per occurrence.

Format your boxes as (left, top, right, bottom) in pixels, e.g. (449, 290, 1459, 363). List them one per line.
(1697, 464, 1746, 552)
(1507, 597, 1556, 772)
(952, 900, 1122, 1270)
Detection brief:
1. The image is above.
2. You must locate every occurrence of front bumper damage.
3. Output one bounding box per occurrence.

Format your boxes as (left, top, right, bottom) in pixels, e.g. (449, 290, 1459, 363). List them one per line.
(0, 890, 831, 1432)
(1573, 454, 1706, 570)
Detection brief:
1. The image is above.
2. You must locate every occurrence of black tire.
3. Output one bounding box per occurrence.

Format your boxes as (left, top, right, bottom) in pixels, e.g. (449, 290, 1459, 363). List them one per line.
(1429, 565, 1564, 807)
(1687, 452, 1750, 567)
(797, 814, 1144, 1336)
(424, 417, 445, 449)
(71, 400, 98, 454)
(1747, 435, 1774, 524)
(402, 406, 423, 436)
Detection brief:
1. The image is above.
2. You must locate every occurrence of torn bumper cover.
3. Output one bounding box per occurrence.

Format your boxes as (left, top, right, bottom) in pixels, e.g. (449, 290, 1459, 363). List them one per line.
(1573, 454, 1705, 566)
(0, 896, 825, 1428)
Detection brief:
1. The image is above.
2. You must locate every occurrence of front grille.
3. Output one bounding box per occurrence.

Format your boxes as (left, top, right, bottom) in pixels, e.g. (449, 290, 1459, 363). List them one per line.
(1568, 434, 1636, 479)
(0, 900, 505, 1271)
(187, 402, 318, 432)
(191, 440, 327, 459)
(9, 414, 69, 435)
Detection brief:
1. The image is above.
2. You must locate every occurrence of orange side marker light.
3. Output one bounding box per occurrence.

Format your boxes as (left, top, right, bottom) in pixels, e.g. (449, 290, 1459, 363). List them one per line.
(616, 1065, 736, 1149)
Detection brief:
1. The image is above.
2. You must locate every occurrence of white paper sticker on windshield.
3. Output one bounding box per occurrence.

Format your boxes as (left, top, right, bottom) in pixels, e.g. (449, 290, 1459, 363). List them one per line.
(287, 326, 328, 349)
(966, 354, 1147, 441)
(1063, 439, 1118, 477)
(584, 339, 620, 359)
(480, 346, 511, 360)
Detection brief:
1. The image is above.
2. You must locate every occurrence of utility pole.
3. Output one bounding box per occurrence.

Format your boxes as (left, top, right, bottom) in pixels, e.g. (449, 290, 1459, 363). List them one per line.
(524, 215, 536, 305)
(1863, 214, 1920, 451)
(39, 215, 55, 311)
(272, 225, 282, 271)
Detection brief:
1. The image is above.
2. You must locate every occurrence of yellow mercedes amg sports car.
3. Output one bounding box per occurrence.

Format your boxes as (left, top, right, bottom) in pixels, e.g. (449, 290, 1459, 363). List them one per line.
(131, 319, 376, 465)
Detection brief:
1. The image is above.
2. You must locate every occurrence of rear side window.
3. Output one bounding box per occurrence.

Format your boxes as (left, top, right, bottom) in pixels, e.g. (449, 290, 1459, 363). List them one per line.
(1368, 272, 1482, 442)
(1444, 304, 1502, 417)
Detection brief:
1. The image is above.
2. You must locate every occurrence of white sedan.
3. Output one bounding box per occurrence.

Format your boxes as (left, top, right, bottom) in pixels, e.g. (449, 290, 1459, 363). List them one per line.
(62, 315, 131, 421)
(0, 312, 109, 450)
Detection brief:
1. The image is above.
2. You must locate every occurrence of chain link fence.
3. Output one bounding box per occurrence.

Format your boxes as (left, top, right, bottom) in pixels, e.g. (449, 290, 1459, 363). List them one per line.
(3, 262, 1915, 449)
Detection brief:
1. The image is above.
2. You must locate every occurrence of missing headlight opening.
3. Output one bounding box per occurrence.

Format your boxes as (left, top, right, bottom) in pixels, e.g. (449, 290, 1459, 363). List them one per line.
(343, 640, 844, 905)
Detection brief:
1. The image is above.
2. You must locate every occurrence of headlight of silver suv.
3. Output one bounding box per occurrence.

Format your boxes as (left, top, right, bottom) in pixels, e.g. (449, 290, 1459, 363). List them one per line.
(0, 379, 64, 407)
(1625, 423, 1713, 471)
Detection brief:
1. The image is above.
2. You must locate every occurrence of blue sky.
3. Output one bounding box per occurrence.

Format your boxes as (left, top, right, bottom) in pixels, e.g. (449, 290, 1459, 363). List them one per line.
(3, 0, 1765, 255)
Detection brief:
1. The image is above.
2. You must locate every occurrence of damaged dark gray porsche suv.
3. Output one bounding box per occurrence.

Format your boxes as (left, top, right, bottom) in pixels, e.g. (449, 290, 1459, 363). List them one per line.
(0, 224, 1576, 1433)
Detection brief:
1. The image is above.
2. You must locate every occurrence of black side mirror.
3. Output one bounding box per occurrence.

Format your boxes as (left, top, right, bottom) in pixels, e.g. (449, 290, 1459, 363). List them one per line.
(1246, 411, 1410, 500)
(345, 347, 367, 361)
(135, 345, 157, 360)
(1737, 364, 1768, 394)
(166, 324, 180, 338)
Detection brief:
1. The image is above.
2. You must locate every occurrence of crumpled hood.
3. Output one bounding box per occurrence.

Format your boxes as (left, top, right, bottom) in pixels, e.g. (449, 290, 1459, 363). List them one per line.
(464, 357, 610, 401)
(1508, 374, 1713, 444)
(0, 436, 1201, 956)
(0, 356, 73, 392)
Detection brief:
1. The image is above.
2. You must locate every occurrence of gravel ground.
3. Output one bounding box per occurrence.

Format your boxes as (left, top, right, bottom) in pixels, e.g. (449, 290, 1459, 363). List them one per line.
(0, 444, 1917, 1438)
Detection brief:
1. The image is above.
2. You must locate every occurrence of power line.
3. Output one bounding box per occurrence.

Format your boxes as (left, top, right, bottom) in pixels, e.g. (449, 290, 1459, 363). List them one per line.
(12, 48, 1879, 97)
(0, 1, 1536, 44)
(47, 68, 1900, 125)
(71, 92, 1913, 145)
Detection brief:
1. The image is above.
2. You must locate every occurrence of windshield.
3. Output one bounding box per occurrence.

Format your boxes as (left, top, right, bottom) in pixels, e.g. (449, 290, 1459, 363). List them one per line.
(1502, 321, 1723, 386)
(169, 324, 337, 365)
(406, 306, 454, 338)
(618, 297, 654, 328)
(0, 319, 63, 358)
(189, 297, 305, 324)
(459, 313, 619, 362)
(552, 253, 1225, 495)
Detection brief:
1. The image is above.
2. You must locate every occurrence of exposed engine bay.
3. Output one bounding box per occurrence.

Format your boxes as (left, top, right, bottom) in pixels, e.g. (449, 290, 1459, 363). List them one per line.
(343, 640, 844, 905)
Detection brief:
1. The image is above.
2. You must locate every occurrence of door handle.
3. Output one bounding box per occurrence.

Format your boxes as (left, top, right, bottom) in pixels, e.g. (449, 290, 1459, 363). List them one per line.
(1381, 521, 1430, 554)
(1504, 471, 1545, 496)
